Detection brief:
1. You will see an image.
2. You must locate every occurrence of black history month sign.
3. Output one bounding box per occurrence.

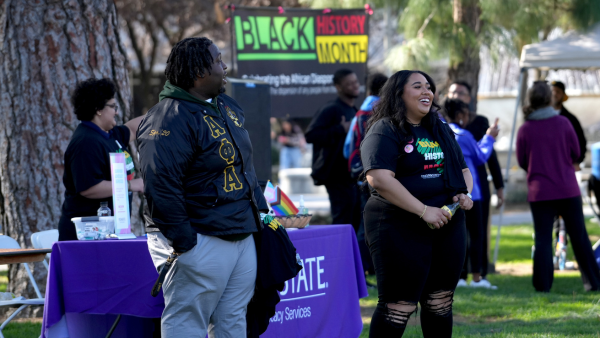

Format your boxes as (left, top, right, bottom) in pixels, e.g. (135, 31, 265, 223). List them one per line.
(232, 7, 369, 118)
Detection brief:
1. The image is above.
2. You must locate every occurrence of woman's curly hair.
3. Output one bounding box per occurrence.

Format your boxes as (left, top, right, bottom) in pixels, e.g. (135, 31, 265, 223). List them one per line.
(71, 78, 116, 121)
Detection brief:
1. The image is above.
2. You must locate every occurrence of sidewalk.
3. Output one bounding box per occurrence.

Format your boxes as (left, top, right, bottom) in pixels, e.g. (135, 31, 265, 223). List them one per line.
(288, 193, 598, 225)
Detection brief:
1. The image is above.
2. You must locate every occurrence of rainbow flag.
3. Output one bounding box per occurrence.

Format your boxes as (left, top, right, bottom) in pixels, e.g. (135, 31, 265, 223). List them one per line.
(264, 181, 277, 203)
(270, 187, 299, 216)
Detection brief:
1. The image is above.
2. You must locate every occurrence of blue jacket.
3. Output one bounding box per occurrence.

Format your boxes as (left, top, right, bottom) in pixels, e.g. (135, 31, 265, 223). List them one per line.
(449, 124, 495, 201)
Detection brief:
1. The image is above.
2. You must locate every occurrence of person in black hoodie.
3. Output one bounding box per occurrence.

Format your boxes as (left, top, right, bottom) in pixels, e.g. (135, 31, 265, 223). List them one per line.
(448, 80, 504, 283)
(306, 69, 361, 230)
(551, 81, 587, 170)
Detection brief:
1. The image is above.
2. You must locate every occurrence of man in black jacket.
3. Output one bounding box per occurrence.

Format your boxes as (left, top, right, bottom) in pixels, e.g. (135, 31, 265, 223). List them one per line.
(306, 69, 361, 231)
(551, 81, 587, 170)
(138, 37, 268, 337)
(448, 80, 504, 281)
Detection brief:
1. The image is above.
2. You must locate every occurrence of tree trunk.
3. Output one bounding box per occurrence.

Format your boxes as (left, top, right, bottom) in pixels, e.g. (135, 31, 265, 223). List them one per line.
(0, 0, 136, 315)
(447, 0, 482, 111)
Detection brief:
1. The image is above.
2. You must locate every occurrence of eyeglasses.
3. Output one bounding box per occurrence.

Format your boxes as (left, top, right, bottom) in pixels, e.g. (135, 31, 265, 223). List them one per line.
(105, 103, 119, 111)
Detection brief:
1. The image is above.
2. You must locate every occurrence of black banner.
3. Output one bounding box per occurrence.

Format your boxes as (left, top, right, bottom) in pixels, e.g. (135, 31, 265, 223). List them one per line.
(232, 7, 370, 118)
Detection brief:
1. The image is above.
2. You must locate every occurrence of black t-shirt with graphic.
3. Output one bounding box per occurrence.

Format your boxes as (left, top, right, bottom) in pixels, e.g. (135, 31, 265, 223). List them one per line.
(361, 118, 467, 207)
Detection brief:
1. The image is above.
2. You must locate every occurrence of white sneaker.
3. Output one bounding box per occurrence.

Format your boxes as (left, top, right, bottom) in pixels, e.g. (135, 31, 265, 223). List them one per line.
(469, 279, 498, 290)
(456, 279, 468, 287)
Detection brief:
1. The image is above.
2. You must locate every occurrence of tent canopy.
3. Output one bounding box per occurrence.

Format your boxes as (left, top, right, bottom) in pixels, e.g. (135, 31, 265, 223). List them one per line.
(520, 25, 600, 70)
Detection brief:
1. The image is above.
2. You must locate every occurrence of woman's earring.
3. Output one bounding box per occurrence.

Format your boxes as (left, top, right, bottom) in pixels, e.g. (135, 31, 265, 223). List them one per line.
(459, 119, 463, 125)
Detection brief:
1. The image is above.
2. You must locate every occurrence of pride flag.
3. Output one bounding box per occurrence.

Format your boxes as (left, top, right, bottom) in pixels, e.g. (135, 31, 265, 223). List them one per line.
(264, 180, 277, 203)
(270, 187, 299, 216)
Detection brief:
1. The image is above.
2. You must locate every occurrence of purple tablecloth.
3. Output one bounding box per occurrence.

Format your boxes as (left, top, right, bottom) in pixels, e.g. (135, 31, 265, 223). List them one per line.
(42, 224, 367, 337)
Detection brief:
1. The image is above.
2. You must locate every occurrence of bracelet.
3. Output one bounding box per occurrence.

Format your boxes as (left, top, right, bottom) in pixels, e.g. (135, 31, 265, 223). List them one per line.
(419, 205, 427, 218)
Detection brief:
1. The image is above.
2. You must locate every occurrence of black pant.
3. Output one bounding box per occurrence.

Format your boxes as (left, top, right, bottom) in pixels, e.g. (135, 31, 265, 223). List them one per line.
(357, 186, 373, 273)
(530, 196, 600, 292)
(364, 197, 466, 337)
(460, 200, 484, 279)
(480, 196, 491, 277)
(325, 181, 361, 232)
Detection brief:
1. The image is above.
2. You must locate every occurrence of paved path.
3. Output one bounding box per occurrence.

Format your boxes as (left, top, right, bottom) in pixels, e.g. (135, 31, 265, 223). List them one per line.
(289, 194, 599, 226)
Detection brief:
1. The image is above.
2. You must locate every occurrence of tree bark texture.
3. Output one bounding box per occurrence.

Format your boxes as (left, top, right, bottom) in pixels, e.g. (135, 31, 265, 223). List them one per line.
(0, 0, 138, 313)
(448, 0, 482, 111)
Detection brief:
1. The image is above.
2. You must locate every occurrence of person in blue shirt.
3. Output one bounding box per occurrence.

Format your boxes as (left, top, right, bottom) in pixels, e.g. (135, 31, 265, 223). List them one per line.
(444, 99, 499, 289)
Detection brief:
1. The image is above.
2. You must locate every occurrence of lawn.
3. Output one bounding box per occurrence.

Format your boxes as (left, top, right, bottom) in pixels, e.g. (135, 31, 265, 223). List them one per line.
(359, 218, 600, 337)
(4, 219, 600, 337)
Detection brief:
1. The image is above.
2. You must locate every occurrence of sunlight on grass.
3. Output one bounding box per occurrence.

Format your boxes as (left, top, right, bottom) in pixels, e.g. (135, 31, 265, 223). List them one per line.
(360, 219, 600, 337)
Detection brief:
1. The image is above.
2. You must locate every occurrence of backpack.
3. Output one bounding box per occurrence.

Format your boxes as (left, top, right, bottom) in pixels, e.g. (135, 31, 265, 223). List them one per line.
(348, 109, 372, 179)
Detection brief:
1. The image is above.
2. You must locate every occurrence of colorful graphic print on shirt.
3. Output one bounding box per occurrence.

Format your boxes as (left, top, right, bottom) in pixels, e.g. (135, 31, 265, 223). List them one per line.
(416, 138, 445, 174)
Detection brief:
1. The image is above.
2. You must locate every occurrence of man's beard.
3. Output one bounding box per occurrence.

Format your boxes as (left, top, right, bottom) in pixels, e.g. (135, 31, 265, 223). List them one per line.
(219, 86, 226, 94)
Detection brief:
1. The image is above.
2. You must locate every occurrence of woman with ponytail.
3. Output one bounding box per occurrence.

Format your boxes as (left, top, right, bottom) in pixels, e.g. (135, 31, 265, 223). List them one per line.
(360, 70, 473, 337)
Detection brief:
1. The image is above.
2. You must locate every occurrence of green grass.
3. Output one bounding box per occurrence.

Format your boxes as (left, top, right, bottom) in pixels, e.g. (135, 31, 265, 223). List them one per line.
(359, 218, 600, 337)
(5, 219, 600, 337)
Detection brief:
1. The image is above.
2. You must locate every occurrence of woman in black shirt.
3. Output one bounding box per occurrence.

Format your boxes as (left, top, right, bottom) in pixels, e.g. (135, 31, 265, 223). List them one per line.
(361, 70, 473, 337)
(58, 78, 144, 241)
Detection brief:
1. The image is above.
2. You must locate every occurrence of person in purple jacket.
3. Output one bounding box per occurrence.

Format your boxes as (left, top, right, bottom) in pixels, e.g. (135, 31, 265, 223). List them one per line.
(444, 99, 499, 289)
(517, 81, 600, 292)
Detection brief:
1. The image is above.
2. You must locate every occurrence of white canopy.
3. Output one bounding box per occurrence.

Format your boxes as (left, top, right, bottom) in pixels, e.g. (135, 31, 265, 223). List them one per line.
(520, 25, 600, 69)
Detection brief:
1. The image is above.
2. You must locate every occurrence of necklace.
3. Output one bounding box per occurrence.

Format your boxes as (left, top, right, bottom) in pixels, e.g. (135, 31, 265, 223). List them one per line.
(407, 119, 421, 127)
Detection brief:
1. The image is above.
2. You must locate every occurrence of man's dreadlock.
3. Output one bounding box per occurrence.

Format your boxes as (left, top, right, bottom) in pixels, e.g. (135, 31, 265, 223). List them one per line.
(165, 37, 214, 90)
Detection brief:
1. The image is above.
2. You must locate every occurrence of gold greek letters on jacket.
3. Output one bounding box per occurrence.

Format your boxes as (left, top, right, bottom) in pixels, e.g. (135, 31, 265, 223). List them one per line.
(223, 165, 243, 192)
(204, 116, 226, 139)
(219, 139, 236, 165)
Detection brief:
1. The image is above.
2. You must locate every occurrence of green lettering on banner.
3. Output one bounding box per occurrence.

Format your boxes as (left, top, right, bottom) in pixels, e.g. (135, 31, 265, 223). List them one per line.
(235, 15, 316, 60)
(238, 53, 317, 60)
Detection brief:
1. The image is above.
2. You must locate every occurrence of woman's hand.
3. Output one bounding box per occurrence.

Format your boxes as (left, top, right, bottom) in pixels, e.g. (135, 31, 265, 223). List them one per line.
(486, 118, 500, 139)
(453, 194, 473, 210)
(422, 206, 451, 229)
(128, 178, 144, 192)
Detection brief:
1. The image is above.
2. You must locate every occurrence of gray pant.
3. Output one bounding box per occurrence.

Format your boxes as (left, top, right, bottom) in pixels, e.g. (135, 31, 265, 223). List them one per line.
(148, 232, 257, 338)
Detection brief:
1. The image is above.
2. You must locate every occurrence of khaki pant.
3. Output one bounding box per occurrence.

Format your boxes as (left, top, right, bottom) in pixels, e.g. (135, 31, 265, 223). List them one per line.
(148, 232, 256, 338)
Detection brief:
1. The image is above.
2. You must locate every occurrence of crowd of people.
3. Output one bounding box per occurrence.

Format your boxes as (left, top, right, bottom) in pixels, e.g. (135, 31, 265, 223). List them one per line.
(54, 33, 599, 337)
(303, 68, 598, 336)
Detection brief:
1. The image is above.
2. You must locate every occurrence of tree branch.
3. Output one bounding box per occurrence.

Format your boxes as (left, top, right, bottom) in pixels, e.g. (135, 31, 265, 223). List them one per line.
(126, 20, 147, 76)
(417, 8, 437, 39)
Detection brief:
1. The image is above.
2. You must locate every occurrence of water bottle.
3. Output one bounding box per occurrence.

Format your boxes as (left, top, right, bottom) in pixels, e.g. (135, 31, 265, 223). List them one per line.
(97, 202, 111, 217)
(299, 195, 308, 215)
(299, 195, 309, 226)
(427, 202, 460, 229)
(558, 230, 567, 270)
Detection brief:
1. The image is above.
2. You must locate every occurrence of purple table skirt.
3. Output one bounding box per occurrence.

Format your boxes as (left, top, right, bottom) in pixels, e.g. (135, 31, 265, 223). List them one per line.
(42, 224, 368, 338)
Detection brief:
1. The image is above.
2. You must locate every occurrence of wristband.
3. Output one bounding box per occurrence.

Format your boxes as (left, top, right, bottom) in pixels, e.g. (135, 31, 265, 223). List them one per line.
(419, 205, 427, 218)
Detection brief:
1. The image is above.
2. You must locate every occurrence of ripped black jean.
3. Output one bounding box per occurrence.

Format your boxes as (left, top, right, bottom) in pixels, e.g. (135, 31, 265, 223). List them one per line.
(364, 197, 467, 337)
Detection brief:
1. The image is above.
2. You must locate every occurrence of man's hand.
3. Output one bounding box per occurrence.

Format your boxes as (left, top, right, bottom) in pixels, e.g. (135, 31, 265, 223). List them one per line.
(486, 118, 500, 139)
(496, 187, 504, 209)
(341, 115, 351, 133)
(573, 163, 582, 172)
(453, 194, 473, 210)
